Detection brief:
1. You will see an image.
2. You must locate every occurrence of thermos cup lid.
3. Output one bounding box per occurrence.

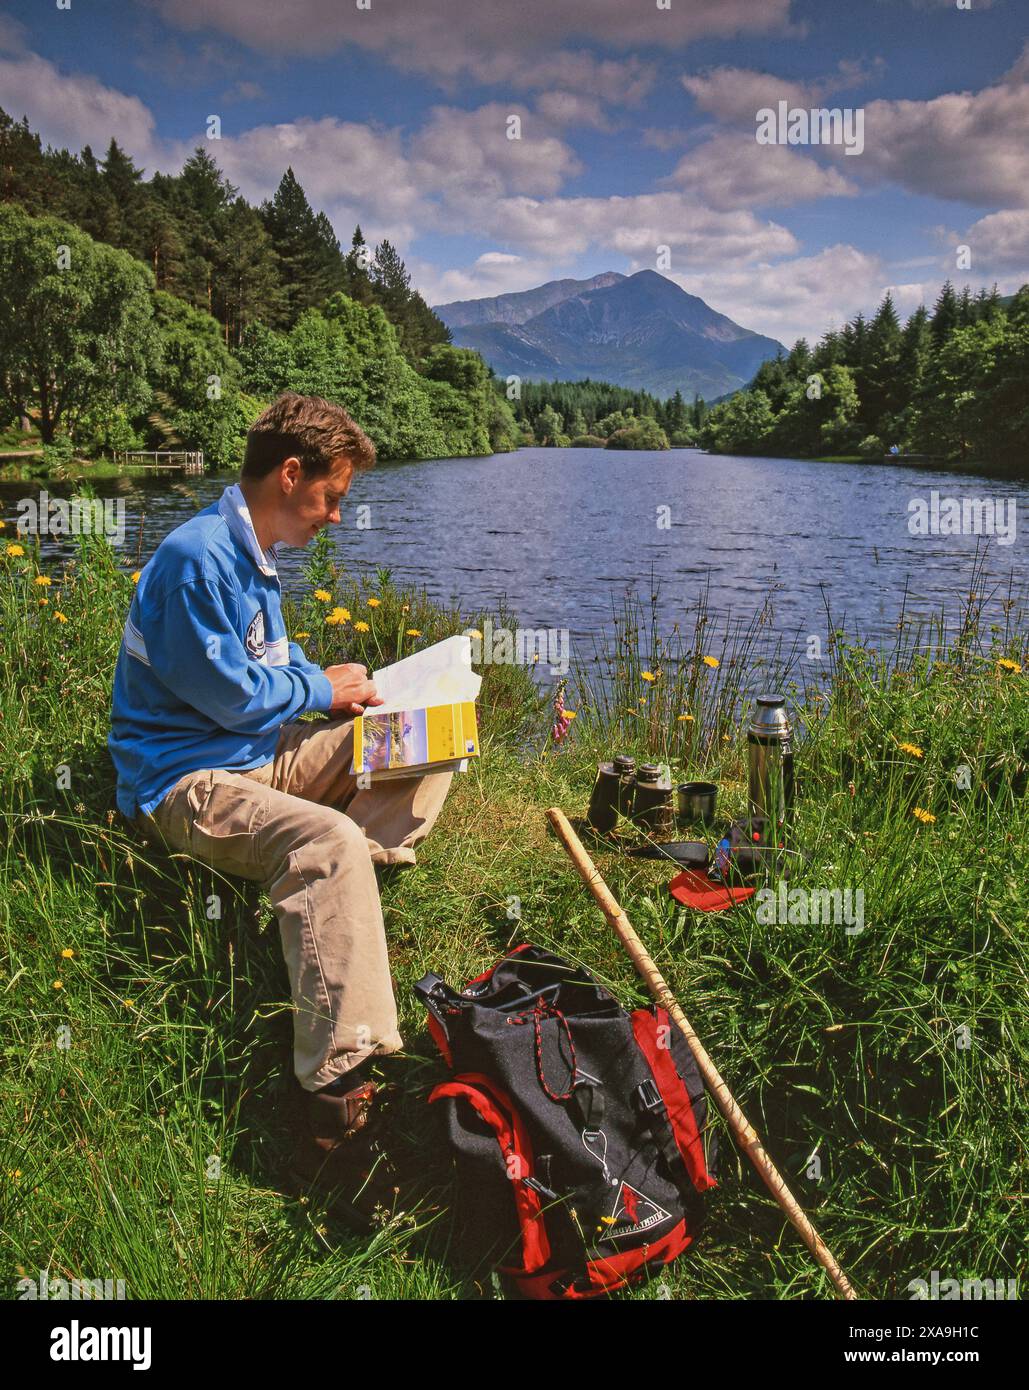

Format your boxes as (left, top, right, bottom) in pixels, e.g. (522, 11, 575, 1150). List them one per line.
(749, 693, 791, 738)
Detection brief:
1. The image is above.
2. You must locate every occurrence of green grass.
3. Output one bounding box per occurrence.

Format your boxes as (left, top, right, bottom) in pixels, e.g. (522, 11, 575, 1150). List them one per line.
(1, 518, 1026, 1300)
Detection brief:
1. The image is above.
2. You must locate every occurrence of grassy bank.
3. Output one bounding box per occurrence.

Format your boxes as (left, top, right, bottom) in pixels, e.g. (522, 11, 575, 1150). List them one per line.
(1, 520, 1026, 1300)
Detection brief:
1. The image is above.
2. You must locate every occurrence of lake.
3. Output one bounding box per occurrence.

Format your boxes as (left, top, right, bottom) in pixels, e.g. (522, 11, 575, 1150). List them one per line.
(3, 448, 1025, 670)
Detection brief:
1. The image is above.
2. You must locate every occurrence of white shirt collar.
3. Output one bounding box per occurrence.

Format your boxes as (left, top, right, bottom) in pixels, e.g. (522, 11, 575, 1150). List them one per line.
(217, 483, 279, 577)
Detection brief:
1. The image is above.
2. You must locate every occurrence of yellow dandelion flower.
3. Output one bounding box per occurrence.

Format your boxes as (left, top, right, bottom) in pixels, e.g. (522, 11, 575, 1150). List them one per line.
(130, 571, 141, 584)
(293, 631, 310, 639)
(897, 741, 924, 758)
(52, 980, 63, 990)
(722, 733, 730, 742)
(564, 710, 577, 720)
(123, 999, 134, 1009)
(5, 543, 25, 558)
(353, 620, 370, 633)
(366, 597, 381, 608)
(466, 628, 483, 640)
(641, 671, 656, 682)
(406, 628, 422, 637)
(60, 948, 74, 959)
(702, 655, 719, 669)
(313, 589, 332, 602)
(34, 574, 52, 587)
(54, 611, 68, 623)
(997, 658, 1022, 674)
(324, 607, 350, 625)
(678, 713, 695, 722)
(913, 806, 936, 824)
(38, 597, 48, 606)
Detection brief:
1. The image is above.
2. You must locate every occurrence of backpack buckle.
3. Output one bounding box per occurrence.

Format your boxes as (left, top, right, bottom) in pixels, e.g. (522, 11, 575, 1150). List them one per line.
(636, 1077, 663, 1113)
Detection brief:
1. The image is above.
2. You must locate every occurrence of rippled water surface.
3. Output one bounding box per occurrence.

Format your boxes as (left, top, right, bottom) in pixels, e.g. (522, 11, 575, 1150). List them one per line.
(4, 448, 1024, 659)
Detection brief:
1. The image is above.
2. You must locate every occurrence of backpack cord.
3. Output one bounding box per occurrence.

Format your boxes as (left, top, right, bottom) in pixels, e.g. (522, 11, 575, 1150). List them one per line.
(532, 1000, 577, 1101)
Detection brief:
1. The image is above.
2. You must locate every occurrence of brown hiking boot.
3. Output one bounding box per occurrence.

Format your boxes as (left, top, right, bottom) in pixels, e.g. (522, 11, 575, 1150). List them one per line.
(286, 1078, 399, 1230)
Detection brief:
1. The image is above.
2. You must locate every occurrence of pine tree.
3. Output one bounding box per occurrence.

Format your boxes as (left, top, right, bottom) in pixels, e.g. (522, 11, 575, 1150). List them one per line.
(341, 225, 375, 306)
(957, 283, 975, 326)
(179, 147, 238, 224)
(861, 293, 903, 432)
(213, 199, 288, 345)
(101, 138, 143, 203)
(260, 168, 344, 324)
(930, 280, 959, 345)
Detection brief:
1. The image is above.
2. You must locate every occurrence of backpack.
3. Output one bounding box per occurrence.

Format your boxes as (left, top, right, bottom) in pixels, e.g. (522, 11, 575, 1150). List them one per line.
(415, 943, 717, 1300)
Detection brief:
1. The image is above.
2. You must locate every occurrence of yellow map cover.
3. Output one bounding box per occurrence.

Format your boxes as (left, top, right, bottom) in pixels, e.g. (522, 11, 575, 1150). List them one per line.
(353, 701, 480, 779)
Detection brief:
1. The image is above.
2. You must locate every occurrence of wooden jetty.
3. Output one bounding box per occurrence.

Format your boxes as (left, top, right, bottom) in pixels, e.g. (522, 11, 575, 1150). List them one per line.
(114, 450, 205, 473)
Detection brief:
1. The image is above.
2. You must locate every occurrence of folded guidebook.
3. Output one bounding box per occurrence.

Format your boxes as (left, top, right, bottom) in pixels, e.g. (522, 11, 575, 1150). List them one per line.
(351, 634, 482, 781)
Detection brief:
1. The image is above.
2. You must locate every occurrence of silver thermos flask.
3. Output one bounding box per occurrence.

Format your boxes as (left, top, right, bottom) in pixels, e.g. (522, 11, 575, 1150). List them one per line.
(747, 694, 795, 830)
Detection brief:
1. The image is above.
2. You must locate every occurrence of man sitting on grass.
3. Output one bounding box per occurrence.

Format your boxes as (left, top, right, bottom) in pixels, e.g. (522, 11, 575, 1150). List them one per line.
(108, 392, 453, 1224)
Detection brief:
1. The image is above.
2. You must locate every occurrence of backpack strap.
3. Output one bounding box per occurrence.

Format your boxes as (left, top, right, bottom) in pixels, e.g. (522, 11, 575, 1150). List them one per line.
(414, 972, 467, 1068)
(429, 1072, 552, 1275)
(634, 1077, 690, 1184)
(631, 1008, 718, 1193)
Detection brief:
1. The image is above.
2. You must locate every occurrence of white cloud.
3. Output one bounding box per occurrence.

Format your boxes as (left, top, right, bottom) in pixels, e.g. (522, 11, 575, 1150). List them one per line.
(680, 59, 879, 126)
(928, 209, 1029, 288)
(641, 126, 695, 152)
(958, 209, 1029, 272)
(534, 91, 610, 131)
(670, 243, 897, 345)
(852, 67, 1029, 207)
(409, 103, 583, 204)
(0, 50, 159, 167)
(683, 49, 1029, 208)
(198, 117, 426, 246)
(462, 191, 798, 267)
(663, 132, 858, 209)
(154, 0, 793, 88)
(411, 251, 562, 306)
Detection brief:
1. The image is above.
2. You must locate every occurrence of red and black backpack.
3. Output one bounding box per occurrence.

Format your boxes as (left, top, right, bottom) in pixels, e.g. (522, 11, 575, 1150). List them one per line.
(415, 943, 717, 1299)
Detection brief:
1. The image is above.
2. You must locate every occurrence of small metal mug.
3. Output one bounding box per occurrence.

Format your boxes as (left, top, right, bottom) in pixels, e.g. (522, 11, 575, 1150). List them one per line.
(677, 780, 718, 824)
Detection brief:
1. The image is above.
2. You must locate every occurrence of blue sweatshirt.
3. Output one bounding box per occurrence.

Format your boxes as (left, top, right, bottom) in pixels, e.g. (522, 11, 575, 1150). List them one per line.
(108, 483, 334, 819)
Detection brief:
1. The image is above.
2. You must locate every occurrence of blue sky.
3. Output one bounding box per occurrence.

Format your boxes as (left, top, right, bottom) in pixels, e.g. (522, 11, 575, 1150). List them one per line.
(1, 0, 1026, 345)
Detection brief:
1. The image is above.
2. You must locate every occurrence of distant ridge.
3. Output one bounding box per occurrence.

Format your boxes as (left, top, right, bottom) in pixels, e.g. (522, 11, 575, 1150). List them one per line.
(434, 269, 785, 399)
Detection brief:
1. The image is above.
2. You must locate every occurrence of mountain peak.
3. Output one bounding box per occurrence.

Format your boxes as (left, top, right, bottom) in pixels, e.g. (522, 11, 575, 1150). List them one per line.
(434, 271, 624, 329)
(434, 271, 784, 399)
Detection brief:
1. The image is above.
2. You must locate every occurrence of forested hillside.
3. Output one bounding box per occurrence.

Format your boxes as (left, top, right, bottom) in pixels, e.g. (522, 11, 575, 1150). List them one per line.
(0, 109, 521, 466)
(699, 285, 1029, 466)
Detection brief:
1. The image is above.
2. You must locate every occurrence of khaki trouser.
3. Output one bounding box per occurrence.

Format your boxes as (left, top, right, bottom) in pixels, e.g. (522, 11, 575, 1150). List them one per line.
(137, 716, 453, 1092)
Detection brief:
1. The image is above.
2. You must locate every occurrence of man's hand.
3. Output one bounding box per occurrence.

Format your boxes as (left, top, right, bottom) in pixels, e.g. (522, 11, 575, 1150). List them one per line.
(324, 663, 384, 716)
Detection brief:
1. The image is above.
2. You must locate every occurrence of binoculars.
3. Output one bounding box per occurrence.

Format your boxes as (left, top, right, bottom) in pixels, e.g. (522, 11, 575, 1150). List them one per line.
(587, 756, 682, 836)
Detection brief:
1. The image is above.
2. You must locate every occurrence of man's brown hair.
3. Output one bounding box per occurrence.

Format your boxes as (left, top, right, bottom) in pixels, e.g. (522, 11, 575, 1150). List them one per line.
(242, 392, 376, 479)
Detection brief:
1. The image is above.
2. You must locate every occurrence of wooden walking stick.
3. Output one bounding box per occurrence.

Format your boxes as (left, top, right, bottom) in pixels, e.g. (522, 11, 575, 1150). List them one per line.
(546, 806, 858, 1301)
